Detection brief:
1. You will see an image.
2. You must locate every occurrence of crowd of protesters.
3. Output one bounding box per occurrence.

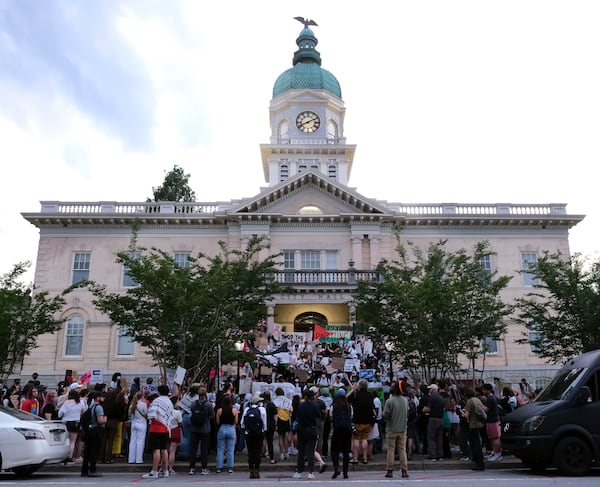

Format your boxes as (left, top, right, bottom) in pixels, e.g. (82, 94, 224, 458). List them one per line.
(1, 358, 540, 479)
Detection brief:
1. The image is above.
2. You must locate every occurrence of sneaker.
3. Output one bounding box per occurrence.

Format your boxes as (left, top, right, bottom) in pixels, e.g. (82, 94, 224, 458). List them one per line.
(307, 473, 315, 480)
(159, 470, 169, 478)
(460, 456, 471, 461)
(189, 468, 196, 475)
(280, 453, 286, 461)
(168, 469, 176, 475)
(201, 468, 210, 475)
(216, 469, 222, 474)
(488, 453, 502, 462)
(319, 462, 327, 473)
(74, 457, 83, 463)
(142, 471, 158, 479)
(228, 468, 234, 474)
(292, 472, 303, 479)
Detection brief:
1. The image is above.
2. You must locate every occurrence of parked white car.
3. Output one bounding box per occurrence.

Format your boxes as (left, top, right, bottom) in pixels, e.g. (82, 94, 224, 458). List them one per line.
(0, 406, 70, 476)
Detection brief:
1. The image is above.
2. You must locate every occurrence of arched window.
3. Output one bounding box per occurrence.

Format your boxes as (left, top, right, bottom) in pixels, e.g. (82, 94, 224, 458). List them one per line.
(65, 314, 84, 356)
(327, 120, 338, 140)
(279, 120, 289, 141)
(294, 311, 328, 333)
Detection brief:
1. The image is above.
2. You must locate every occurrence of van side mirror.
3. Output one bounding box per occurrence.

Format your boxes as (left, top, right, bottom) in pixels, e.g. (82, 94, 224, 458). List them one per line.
(575, 386, 591, 406)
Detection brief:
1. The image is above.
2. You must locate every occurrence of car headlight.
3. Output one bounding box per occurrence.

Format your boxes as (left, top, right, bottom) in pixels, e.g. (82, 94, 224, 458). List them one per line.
(522, 415, 545, 432)
(14, 427, 46, 440)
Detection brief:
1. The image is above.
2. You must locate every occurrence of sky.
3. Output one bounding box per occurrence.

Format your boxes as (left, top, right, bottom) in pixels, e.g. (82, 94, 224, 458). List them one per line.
(1, 0, 599, 283)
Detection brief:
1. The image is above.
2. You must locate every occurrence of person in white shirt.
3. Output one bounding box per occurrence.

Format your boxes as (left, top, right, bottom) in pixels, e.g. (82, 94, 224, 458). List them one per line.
(58, 388, 88, 463)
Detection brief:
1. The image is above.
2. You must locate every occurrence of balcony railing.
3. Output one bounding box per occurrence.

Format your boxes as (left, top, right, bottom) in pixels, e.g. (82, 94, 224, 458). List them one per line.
(272, 270, 379, 286)
(37, 201, 569, 217)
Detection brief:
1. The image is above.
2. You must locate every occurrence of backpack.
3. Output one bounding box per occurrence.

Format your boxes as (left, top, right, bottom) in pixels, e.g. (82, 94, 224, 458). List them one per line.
(243, 406, 264, 436)
(190, 399, 209, 427)
(80, 404, 96, 434)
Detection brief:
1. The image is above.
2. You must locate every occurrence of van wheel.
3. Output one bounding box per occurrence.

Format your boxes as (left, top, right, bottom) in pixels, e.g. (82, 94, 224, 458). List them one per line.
(553, 436, 592, 476)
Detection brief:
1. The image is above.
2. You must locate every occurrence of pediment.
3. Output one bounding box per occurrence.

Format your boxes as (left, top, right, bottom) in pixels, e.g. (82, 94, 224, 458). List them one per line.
(232, 170, 390, 216)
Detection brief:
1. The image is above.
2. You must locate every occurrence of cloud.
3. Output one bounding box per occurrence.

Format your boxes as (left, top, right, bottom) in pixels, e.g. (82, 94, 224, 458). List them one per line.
(0, 0, 156, 150)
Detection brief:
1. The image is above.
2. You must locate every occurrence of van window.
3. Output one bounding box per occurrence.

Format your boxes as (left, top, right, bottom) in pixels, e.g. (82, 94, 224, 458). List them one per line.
(535, 368, 585, 401)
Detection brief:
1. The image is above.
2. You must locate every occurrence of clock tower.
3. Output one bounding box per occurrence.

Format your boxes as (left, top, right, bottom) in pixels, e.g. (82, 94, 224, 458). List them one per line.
(260, 22, 356, 186)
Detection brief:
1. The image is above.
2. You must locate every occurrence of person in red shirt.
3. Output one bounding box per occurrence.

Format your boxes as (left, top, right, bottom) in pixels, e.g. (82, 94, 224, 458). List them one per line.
(20, 386, 40, 416)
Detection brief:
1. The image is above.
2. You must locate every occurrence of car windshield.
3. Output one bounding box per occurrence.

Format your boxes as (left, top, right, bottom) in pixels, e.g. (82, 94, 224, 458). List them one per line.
(535, 367, 586, 401)
(0, 405, 45, 421)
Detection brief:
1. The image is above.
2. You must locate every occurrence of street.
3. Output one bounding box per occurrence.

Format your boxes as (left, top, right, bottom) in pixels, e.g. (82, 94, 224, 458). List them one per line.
(2, 468, 600, 486)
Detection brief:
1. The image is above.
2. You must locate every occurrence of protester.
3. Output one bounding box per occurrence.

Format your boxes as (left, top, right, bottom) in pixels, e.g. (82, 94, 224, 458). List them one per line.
(329, 388, 352, 479)
(461, 388, 486, 471)
(383, 380, 409, 478)
(187, 386, 214, 476)
(127, 391, 147, 464)
(81, 391, 107, 477)
(241, 391, 267, 479)
(59, 388, 88, 464)
(215, 394, 238, 473)
(292, 389, 322, 480)
(142, 385, 175, 479)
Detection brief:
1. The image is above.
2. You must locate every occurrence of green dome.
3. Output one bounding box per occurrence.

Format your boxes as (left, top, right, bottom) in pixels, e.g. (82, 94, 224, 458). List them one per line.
(272, 26, 342, 98)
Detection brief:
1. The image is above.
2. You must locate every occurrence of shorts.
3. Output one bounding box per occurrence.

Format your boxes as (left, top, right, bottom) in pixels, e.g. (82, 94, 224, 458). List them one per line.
(170, 426, 181, 444)
(277, 419, 290, 434)
(352, 423, 372, 440)
(486, 421, 501, 440)
(65, 421, 80, 433)
(148, 431, 170, 451)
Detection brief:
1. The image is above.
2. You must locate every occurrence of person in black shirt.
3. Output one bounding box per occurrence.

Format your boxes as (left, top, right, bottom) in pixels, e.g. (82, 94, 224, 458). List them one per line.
(292, 389, 323, 479)
(422, 384, 445, 461)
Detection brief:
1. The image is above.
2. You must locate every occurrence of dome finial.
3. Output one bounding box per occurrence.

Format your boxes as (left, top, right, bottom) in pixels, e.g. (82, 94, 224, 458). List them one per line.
(293, 17, 318, 28)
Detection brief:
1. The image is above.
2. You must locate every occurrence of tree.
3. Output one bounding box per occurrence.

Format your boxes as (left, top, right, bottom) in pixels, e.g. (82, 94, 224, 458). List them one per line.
(355, 240, 512, 384)
(0, 262, 66, 381)
(147, 165, 196, 202)
(516, 252, 600, 364)
(87, 236, 281, 383)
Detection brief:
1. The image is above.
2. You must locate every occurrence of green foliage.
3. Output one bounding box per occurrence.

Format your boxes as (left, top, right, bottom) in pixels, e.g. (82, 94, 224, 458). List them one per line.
(355, 240, 512, 383)
(0, 262, 66, 380)
(516, 252, 600, 363)
(87, 236, 281, 383)
(147, 165, 196, 202)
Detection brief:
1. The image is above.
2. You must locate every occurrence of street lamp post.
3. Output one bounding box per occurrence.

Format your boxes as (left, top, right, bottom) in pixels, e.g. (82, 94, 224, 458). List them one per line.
(234, 340, 244, 394)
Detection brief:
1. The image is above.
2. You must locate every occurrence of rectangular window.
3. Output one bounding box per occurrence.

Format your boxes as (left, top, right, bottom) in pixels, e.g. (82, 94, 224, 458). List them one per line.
(528, 324, 541, 353)
(325, 251, 338, 269)
(283, 251, 295, 270)
(300, 251, 321, 269)
(521, 252, 538, 286)
(174, 252, 191, 269)
(65, 315, 84, 356)
(478, 254, 492, 273)
(482, 336, 498, 354)
(122, 252, 141, 288)
(117, 325, 135, 356)
(72, 252, 91, 285)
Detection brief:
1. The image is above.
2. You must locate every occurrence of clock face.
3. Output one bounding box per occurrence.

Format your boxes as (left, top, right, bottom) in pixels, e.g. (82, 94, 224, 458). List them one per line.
(296, 111, 320, 133)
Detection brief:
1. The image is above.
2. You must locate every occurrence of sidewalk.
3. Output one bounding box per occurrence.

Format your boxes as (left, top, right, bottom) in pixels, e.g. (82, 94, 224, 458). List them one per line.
(48, 452, 523, 474)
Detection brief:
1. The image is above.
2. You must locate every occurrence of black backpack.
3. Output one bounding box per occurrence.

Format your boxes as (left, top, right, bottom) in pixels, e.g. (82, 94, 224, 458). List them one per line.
(80, 404, 97, 434)
(244, 406, 264, 436)
(190, 399, 209, 427)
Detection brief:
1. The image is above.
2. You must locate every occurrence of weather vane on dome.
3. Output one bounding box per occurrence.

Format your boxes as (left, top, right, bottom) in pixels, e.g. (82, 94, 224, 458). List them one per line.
(294, 17, 318, 28)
